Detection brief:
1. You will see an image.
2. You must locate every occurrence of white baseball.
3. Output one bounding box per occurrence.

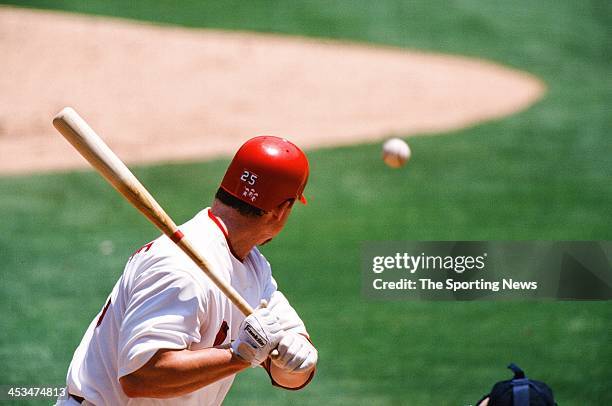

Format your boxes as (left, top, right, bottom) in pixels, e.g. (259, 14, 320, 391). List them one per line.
(382, 138, 411, 168)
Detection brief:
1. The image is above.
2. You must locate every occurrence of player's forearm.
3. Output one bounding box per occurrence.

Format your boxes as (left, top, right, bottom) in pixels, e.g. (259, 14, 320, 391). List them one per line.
(268, 361, 316, 390)
(120, 347, 249, 398)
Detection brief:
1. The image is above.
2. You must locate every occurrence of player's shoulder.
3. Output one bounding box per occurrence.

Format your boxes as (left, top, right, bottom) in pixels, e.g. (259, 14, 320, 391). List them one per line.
(246, 246, 272, 275)
(246, 247, 278, 297)
(124, 208, 229, 283)
(125, 254, 214, 304)
(129, 208, 222, 259)
(181, 208, 222, 241)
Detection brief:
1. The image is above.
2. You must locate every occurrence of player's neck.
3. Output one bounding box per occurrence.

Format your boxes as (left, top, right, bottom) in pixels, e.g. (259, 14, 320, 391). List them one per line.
(210, 204, 266, 261)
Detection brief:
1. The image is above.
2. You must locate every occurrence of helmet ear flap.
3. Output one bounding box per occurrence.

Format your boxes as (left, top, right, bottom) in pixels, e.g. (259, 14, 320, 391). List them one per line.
(220, 136, 309, 212)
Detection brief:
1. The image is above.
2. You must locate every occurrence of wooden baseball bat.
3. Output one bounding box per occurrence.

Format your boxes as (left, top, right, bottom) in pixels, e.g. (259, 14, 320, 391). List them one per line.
(52, 107, 254, 316)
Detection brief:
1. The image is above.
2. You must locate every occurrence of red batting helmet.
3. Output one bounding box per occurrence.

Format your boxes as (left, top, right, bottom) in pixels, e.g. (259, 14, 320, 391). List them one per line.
(220, 136, 309, 211)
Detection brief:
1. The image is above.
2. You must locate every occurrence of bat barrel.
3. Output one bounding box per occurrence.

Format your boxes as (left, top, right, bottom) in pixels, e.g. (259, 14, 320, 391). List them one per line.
(52, 107, 176, 234)
(52, 107, 254, 316)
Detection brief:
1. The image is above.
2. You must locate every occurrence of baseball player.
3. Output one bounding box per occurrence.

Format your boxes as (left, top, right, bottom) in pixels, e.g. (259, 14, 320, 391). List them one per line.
(57, 136, 317, 405)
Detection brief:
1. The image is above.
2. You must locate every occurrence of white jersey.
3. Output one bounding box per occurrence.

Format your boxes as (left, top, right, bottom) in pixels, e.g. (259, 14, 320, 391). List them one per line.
(64, 208, 281, 405)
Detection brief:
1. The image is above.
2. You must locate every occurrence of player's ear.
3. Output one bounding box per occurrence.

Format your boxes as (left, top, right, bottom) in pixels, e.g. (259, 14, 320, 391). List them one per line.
(271, 199, 294, 219)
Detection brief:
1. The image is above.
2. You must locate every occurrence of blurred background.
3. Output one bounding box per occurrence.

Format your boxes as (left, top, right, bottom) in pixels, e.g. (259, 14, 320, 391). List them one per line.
(0, 1, 610, 404)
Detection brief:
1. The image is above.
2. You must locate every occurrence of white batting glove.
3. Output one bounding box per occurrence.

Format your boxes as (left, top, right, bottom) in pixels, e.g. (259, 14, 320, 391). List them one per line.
(267, 291, 306, 333)
(270, 332, 318, 373)
(231, 300, 283, 367)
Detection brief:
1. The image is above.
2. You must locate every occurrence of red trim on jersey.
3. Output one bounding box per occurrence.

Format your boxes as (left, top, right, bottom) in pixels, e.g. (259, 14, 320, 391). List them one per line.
(207, 209, 228, 237)
(170, 230, 184, 243)
(207, 209, 241, 260)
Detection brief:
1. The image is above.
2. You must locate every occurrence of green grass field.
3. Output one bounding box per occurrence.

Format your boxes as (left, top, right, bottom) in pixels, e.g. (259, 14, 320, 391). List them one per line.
(1, 1, 610, 404)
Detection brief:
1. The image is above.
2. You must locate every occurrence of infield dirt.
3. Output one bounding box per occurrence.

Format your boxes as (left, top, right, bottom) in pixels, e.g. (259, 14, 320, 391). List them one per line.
(0, 6, 545, 174)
